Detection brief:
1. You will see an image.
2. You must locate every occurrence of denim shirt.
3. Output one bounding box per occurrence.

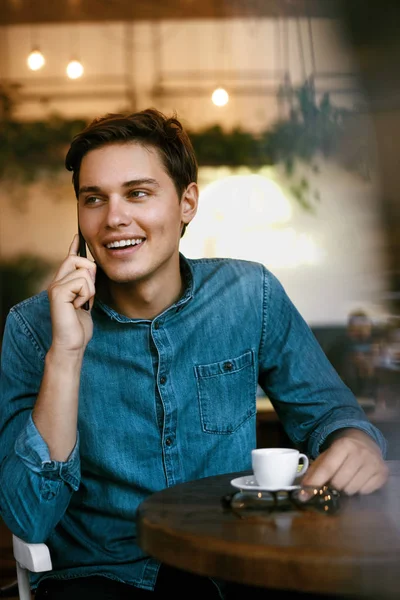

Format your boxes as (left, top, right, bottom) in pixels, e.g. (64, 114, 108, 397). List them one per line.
(0, 255, 387, 593)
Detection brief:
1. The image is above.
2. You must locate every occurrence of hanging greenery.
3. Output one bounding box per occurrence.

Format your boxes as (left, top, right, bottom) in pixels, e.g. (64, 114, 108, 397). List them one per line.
(0, 82, 373, 332)
(189, 81, 349, 168)
(0, 81, 370, 208)
(189, 81, 371, 209)
(0, 255, 54, 340)
(0, 115, 86, 183)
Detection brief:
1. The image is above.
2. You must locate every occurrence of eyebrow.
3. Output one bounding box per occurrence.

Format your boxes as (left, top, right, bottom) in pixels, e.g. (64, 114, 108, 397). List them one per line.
(78, 178, 160, 196)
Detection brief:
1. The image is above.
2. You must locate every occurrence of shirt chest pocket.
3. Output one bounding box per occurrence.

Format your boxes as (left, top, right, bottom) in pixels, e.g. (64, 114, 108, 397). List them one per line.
(194, 350, 256, 434)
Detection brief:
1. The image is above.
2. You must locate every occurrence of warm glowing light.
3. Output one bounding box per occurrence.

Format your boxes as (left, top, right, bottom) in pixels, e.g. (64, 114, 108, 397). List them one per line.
(212, 87, 229, 107)
(180, 172, 323, 269)
(66, 60, 84, 79)
(198, 175, 293, 226)
(27, 49, 45, 71)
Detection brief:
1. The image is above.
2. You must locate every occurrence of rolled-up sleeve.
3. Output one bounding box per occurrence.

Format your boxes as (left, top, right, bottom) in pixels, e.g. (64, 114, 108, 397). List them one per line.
(15, 413, 81, 490)
(258, 268, 387, 459)
(0, 306, 81, 543)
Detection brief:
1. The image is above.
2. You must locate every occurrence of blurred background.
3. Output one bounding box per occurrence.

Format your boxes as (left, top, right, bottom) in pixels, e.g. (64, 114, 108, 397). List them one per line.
(2, 1, 400, 589)
(1, 0, 400, 419)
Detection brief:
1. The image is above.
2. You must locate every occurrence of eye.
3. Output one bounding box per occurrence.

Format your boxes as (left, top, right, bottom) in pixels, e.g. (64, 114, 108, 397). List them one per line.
(84, 196, 102, 205)
(128, 190, 147, 199)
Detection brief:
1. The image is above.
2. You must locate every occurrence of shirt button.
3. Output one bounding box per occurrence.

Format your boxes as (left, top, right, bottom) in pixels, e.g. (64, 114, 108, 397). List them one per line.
(43, 461, 55, 470)
(165, 438, 172, 446)
(223, 361, 233, 371)
(160, 376, 167, 385)
(43, 491, 56, 500)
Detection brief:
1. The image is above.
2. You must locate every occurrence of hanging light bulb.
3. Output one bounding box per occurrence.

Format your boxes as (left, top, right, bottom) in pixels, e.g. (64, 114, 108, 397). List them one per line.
(212, 87, 229, 107)
(66, 59, 84, 79)
(27, 48, 45, 71)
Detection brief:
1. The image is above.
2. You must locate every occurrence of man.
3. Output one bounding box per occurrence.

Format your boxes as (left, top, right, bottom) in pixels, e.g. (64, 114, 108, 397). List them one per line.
(0, 109, 388, 599)
(327, 310, 378, 399)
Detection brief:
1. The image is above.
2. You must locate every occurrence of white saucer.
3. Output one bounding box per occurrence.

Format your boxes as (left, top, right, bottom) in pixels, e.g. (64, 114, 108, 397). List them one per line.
(230, 475, 301, 492)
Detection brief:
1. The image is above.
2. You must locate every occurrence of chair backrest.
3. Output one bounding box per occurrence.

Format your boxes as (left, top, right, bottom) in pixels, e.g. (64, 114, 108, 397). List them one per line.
(12, 535, 52, 600)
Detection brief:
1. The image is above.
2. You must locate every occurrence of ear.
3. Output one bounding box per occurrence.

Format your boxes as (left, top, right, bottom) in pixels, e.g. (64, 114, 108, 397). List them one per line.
(180, 182, 199, 226)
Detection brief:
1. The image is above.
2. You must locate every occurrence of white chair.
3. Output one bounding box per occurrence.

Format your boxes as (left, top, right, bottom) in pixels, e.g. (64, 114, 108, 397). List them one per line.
(12, 535, 52, 600)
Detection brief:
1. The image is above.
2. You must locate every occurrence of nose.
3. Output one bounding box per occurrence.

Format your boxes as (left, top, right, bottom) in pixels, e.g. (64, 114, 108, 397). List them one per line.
(104, 197, 132, 229)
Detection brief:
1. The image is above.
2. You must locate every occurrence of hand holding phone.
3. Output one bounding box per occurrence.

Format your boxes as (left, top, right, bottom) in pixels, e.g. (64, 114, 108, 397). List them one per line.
(47, 233, 96, 354)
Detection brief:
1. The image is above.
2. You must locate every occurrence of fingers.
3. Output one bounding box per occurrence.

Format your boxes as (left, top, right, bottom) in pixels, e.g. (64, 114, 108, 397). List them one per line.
(333, 461, 389, 495)
(48, 238, 96, 315)
(302, 444, 348, 488)
(302, 435, 389, 496)
(358, 466, 389, 494)
(67, 274, 96, 310)
(68, 234, 80, 257)
(52, 236, 96, 284)
(52, 259, 96, 295)
(49, 268, 96, 310)
(341, 465, 372, 496)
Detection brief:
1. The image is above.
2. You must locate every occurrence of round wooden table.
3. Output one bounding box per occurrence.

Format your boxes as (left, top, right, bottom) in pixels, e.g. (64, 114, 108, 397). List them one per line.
(137, 461, 400, 598)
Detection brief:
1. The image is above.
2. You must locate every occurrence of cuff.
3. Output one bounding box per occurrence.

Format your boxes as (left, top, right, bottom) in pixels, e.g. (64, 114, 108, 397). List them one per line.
(309, 419, 388, 460)
(15, 412, 81, 491)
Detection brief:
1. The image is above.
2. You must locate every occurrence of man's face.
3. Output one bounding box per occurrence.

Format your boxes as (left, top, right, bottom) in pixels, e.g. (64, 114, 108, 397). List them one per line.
(348, 320, 371, 340)
(77, 142, 197, 286)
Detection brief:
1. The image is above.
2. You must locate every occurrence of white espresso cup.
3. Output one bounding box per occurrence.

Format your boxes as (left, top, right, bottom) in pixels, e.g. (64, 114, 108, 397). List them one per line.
(251, 447, 309, 489)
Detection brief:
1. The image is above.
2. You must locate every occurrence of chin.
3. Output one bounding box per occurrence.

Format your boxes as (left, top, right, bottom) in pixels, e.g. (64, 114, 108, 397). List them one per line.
(105, 267, 146, 285)
(95, 258, 140, 282)
(107, 273, 140, 284)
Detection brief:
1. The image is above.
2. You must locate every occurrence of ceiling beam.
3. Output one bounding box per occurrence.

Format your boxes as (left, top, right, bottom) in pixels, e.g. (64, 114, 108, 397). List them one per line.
(0, 0, 344, 26)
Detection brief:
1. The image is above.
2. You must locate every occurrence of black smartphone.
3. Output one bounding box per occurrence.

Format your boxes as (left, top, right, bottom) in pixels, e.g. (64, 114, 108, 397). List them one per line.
(77, 207, 90, 310)
(78, 226, 87, 259)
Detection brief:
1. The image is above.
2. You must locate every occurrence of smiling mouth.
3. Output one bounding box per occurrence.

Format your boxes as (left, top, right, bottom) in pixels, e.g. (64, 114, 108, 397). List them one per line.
(105, 238, 145, 249)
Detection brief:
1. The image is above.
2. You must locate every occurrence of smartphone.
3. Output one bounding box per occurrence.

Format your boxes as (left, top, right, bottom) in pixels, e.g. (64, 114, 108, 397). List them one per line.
(77, 208, 90, 310)
(78, 226, 87, 259)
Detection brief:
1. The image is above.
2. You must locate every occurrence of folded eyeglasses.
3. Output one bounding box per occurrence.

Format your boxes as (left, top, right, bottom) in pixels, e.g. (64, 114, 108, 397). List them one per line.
(221, 485, 340, 516)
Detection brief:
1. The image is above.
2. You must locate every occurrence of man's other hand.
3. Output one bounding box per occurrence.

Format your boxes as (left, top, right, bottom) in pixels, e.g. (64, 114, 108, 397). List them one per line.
(301, 428, 389, 495)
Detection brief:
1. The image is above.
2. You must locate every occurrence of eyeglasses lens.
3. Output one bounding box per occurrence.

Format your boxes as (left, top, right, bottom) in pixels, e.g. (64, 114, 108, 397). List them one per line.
(223, 485, 340, 515)
(291, 486, 340, 514)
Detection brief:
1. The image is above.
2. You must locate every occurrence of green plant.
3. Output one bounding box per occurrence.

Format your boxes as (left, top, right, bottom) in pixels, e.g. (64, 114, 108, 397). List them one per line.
(190, 81, 369, 209)
(0, 255, 54, 340)
(0, 82, 370, 209)
(0, 115, 86, 183)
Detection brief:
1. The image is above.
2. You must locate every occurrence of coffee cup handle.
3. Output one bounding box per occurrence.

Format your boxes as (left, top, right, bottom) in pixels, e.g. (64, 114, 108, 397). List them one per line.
(297, 453, 309, 476)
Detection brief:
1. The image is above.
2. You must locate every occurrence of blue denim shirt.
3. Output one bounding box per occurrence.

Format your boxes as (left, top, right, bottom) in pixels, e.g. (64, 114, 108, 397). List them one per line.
(0, 255, 387, 592)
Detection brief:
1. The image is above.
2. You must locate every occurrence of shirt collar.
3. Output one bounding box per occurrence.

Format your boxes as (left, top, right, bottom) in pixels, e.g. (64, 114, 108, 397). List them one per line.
(94, 252, 194, 323)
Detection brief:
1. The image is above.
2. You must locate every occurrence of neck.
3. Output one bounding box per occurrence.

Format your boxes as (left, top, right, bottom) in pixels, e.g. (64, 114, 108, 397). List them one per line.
(97, 264, 184, 320)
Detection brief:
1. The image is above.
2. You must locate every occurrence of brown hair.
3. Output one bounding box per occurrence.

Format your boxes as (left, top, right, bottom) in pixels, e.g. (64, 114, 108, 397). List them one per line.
(65, 108, 198, 237)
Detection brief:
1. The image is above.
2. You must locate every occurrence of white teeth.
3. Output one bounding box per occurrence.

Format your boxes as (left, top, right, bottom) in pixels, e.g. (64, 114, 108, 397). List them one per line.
(106, 238, 143, 249)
